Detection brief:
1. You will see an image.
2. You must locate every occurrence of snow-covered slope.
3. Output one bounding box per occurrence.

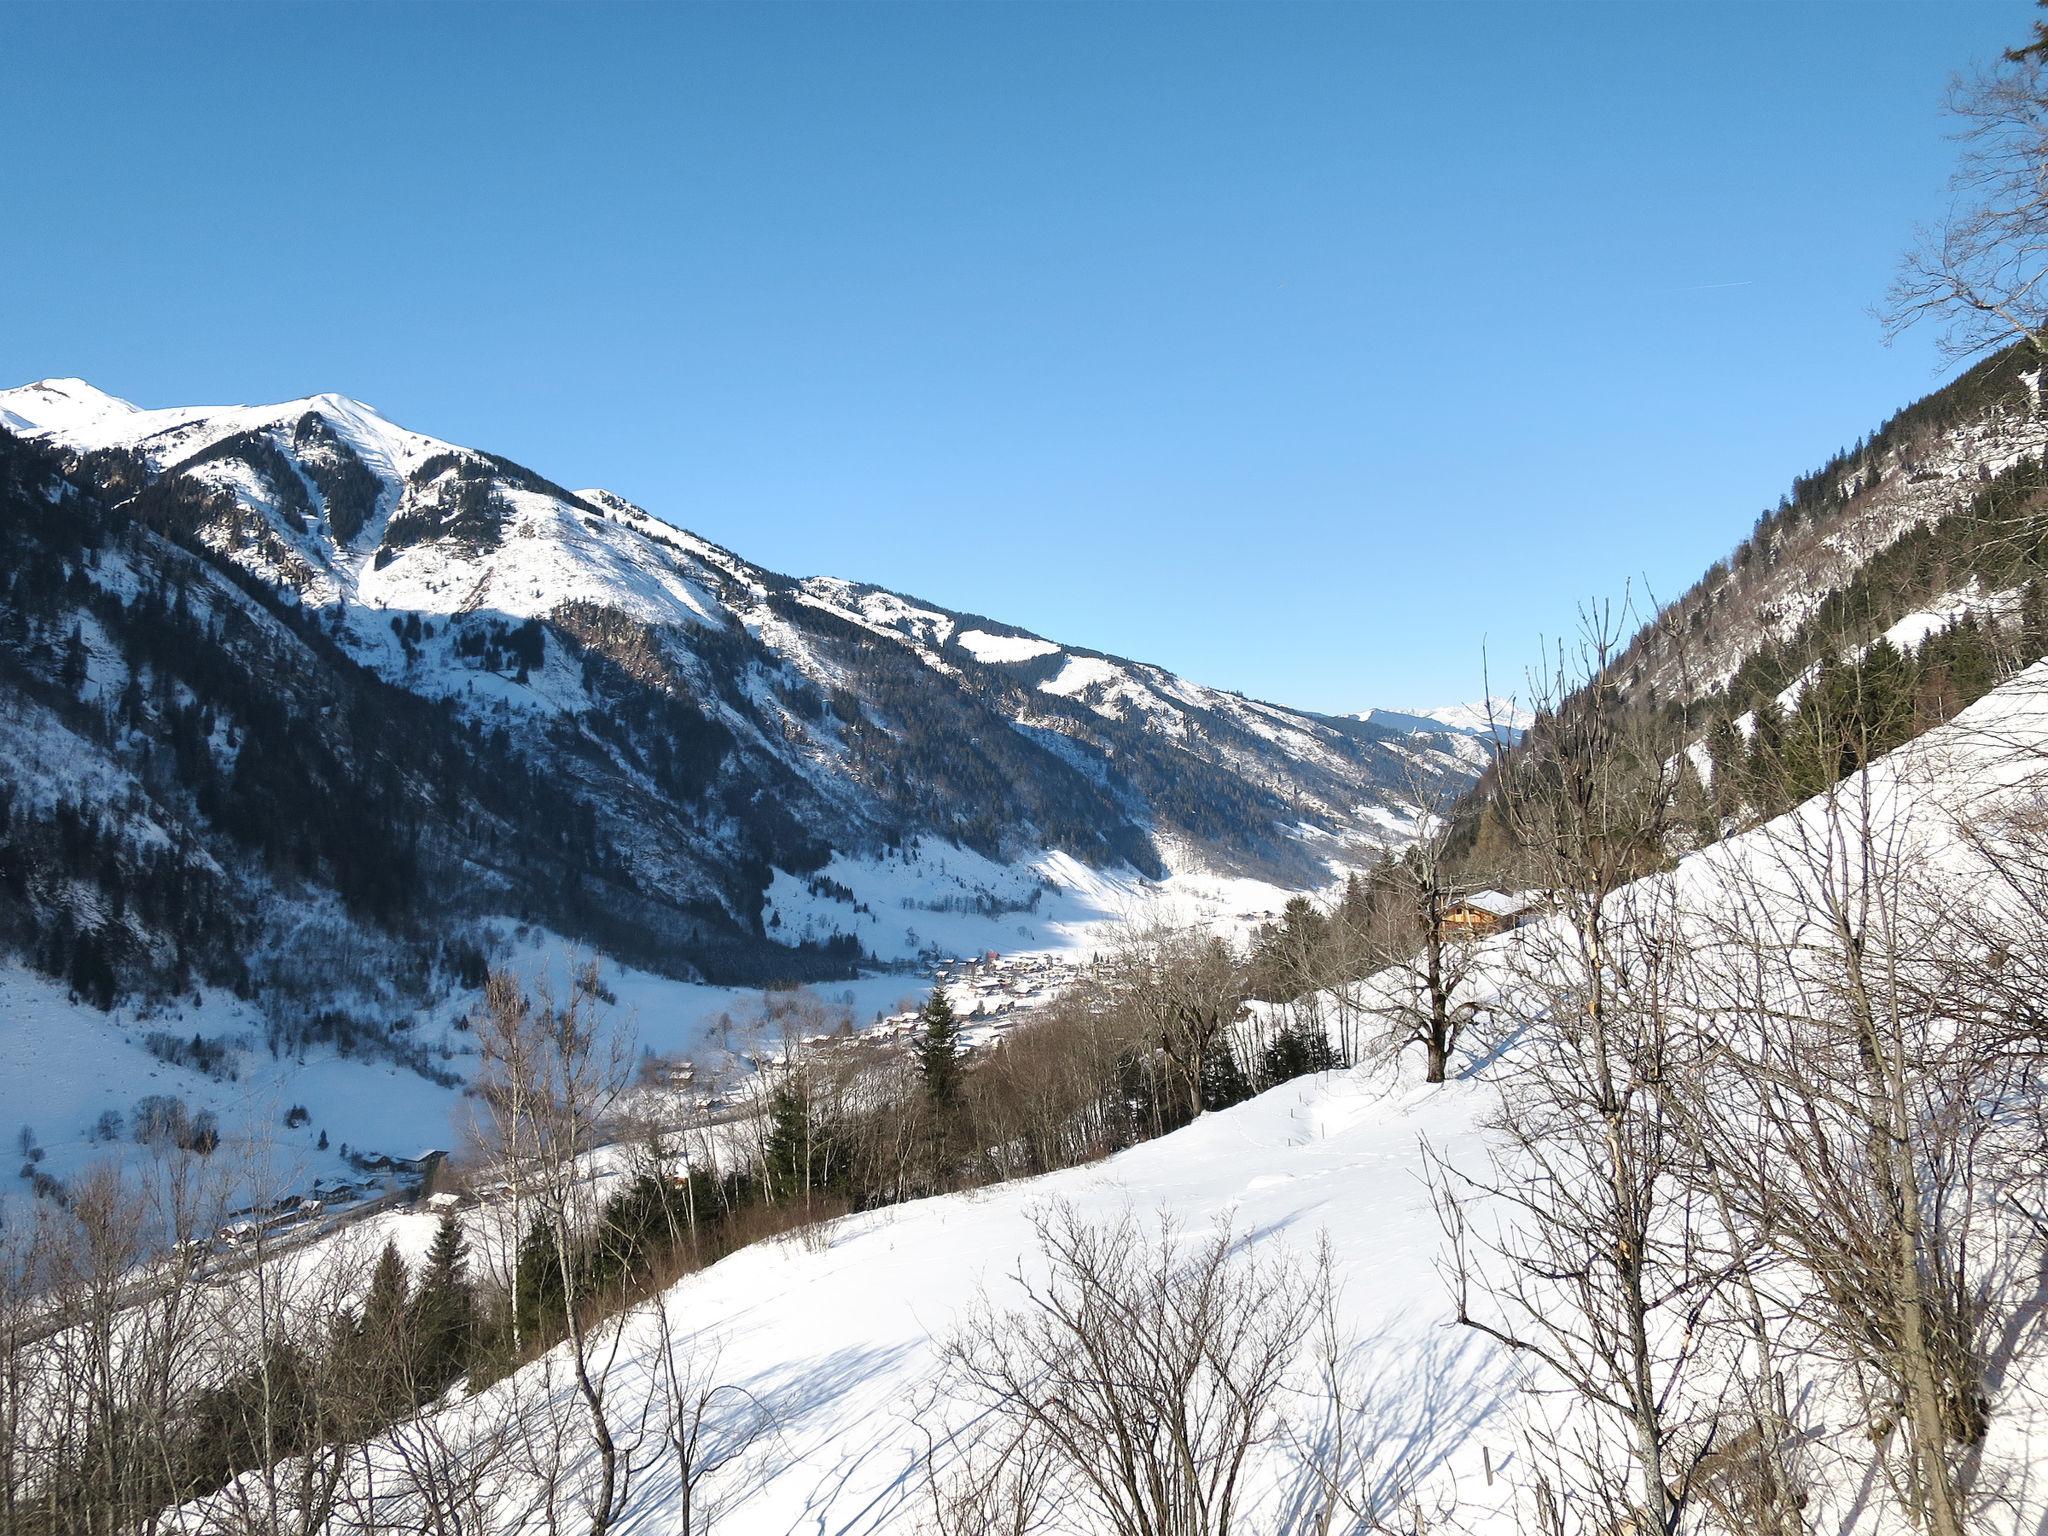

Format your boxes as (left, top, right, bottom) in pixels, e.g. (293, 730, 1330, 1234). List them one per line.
(1614, 349, 2048, 712)
(1356, 698, 1527, 736)
(184, 657, 2048, 1534)
(0, 380, 1480, 1203)
(0, 376, 1473, 893)
(1353, 698, 1528, 766)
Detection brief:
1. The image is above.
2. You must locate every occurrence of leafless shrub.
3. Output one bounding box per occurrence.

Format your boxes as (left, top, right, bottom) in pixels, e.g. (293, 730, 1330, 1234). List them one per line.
(1431, 601, 1737, 1536)
(645, 1317, 779, 1536)
(935, 1203, 1338, 1536)
(1671, 760, 2043, 1536)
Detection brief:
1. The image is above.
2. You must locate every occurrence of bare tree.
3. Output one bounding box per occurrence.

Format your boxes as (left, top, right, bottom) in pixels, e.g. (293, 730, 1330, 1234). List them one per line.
(1429, 603, 1734, 1536)
(372, 1387, 528, 1536)
(1672, 756, 2033, 1536)
(646, 1314, 778, 1536)
(474, 960, 645, 1536)
(471, 967, 545, 1360)
(1365, 764, 1484, 1083)
(1099, 924, 1245, 1124)
(0, 1206, 40, 1532)
(1426, 903, 1730, 1534)
(969, 981, 1149, 1178)
(1280, 1239, 1456, 1536)
(12, 1150, 239, 1536)
(200, 1221, 380, 1536)
(921, 1417, 1058, 1536)
(1887, 31, 2048, 361)
(937, 1203, 1326, 1536)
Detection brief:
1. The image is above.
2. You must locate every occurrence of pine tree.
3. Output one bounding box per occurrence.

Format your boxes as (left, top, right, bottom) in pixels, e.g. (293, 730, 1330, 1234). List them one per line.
(1199, 1042, 1253, 1111)
(512, 1214, 563, 1342)
(912, 987, 962, 1111)
(60, 625, 87, 696)
(412, 1211, 473, 1393)
(363, 1239, 410, 1332)
(358, 1239, 415, 1412)
(763, 1076, 841, 1205)
(2021, 578, 2048, 662)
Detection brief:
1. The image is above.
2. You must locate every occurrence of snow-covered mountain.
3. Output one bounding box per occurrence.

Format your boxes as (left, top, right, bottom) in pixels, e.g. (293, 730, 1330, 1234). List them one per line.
(1354, 697, 1528, 751)
(0, 378, 1473, 1005)
(1610, 347, 2048, 719)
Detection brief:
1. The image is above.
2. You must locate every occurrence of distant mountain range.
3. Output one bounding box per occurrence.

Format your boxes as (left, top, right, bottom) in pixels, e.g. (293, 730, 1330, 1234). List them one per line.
(1353, 699, 1528, 750)
(0, 378, 1483, 1014)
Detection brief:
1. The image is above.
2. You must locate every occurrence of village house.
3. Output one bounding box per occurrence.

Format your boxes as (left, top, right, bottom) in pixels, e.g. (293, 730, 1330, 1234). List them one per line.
(1437, 889, 1548, 940)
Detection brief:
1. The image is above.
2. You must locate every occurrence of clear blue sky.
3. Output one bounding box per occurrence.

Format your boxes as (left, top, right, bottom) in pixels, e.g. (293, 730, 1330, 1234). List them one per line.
(1, 2, 2028, 712)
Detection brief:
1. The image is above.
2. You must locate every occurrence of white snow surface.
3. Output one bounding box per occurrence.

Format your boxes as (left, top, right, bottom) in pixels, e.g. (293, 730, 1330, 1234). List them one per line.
(1355, 697, 1530, 738)
(171, 662, 2048, 1534)
(0, 831, 1316, 1230)
(1405, 697, 1531, 735)
(953, 628, 1060, 664)
(762, 840, 1309, 966)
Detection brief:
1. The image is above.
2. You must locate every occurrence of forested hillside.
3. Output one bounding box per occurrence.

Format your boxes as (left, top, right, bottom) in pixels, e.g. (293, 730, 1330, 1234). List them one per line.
(1455, 342, 2048, 872)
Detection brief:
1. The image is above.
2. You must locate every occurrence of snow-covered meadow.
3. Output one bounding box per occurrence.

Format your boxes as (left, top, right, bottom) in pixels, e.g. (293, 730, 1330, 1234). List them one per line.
(154, 657, 2048, 1535)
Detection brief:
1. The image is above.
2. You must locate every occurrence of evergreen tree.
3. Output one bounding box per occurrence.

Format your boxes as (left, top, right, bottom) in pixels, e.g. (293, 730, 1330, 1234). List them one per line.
(512, 1214, 564, 1343)
(1257, 1018, 1339, 1089)
(1704, 714, 1744, 822)
(2022, 578, 2048, 662)
(59, 624, 87, 696)
(1199, 1041, 1253, 1112)
(762, 1074, 843, 1206)
(412, 1212, 473, 1393)
(358, 1239, 415, 1412)
(911, 987, 962, 1111)
(1745, 700, 1791, 816)
(1672, 752, 1716, 844)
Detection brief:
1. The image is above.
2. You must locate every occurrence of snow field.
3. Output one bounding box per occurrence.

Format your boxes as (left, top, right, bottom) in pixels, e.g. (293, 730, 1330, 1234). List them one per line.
(207, 660, 2048, 1533)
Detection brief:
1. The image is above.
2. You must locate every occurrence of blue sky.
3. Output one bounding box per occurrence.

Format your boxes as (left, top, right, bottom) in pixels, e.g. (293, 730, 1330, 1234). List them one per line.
(1, 2, 2029, 711)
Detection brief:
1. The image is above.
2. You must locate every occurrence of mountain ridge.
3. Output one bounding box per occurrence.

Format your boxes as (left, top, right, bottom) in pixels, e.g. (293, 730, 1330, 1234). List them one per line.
(0, 377, 1480, 1019)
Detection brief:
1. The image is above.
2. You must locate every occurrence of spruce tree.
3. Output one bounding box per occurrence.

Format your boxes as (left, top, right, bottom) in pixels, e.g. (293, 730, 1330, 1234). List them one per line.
(60, 625, 87, 696)
(413, 1211, 473, 1392)
(512, 1215, 562, 1344)
(2021, 578, 2048, 662)
(912, 987, 962, 1111)
(763, 1076, 840, 1205)
(358, 1239, 415, 1412)
(363, 1239, 410, 1332)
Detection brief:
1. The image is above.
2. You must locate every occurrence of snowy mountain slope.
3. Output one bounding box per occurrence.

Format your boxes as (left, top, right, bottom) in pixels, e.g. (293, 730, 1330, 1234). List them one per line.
(0, 380, 1478, 1200)
(1355, 698, 1528, 738)
(182, 658, 2048, 1534)
(1353, 698, 1529, 769)
(189, 1041, 1516, 1534)
(1612, 348, 2048, 713)
(0, 378, 1473, 895)
(0, 846, 1321, 1224)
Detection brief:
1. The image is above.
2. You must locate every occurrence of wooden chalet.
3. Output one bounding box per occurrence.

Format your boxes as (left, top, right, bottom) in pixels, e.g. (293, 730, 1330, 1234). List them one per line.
(1437, 889, 1547, 940)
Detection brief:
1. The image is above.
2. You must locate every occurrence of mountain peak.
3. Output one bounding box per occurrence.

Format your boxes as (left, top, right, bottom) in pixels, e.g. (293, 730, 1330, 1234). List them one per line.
(1353, 698, 1528, 740)
(298, 389, 386, 426)
(0, 377, 141, 436)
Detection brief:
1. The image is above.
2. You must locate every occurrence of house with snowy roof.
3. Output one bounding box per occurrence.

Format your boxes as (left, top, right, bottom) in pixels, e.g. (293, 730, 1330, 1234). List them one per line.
(1437, 889, 1548, 940)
